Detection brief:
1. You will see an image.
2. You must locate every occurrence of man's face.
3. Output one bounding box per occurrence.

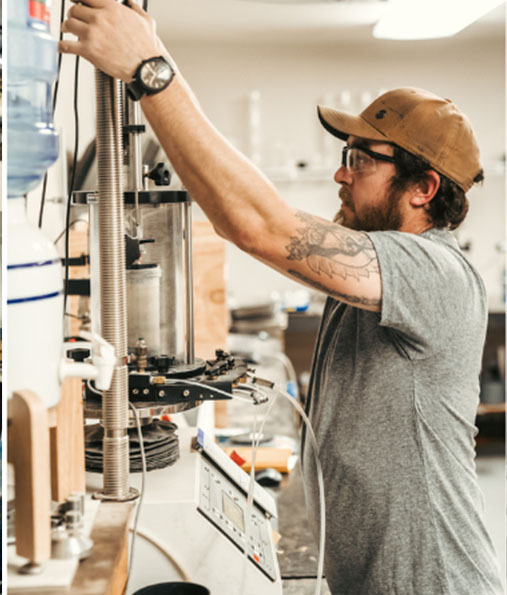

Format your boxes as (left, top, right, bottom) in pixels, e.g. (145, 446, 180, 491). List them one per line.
(333, 136, 404, 232)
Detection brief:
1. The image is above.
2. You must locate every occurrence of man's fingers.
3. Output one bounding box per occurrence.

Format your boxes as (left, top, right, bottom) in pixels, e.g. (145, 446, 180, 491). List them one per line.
(59, 0, 158, 80)
(58, 39, 82, 56)
(69, 0, 143, 7)
(67, 3, 96, 24)
(126, 1, 147, 16)
(61, 17, 88, 38)
(69, 0, 110, 6)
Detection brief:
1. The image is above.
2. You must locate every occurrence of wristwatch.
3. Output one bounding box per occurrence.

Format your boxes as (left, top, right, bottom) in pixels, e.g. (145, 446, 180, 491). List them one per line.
(126, 56, 175, 101)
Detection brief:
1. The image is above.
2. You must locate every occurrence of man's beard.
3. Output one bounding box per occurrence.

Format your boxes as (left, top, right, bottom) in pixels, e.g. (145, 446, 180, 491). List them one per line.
(334, 184, 404, 232)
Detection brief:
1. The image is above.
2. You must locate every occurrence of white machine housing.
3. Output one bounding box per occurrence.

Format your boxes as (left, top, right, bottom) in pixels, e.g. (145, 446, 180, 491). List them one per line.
(86, 427, 283, 595)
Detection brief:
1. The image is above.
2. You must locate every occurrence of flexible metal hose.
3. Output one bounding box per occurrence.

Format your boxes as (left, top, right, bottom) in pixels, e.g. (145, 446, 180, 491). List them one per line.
(95, 69, 130, 499)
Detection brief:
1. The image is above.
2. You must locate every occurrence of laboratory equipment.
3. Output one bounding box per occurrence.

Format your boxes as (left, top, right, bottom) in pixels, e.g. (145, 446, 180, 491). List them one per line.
(71, 62, 251, 431)
(87, 427, 283, 595)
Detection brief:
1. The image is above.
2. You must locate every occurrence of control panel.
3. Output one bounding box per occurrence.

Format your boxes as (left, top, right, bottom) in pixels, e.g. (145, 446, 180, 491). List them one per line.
(198, 457, 278, 581)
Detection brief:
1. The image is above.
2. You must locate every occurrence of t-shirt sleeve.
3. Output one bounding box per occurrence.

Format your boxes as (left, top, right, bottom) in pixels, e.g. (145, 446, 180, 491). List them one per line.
(366, 230, 487, 358)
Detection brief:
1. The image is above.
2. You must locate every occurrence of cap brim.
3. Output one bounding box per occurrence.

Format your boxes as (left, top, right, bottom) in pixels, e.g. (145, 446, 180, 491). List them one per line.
(317, 105, 388, 143)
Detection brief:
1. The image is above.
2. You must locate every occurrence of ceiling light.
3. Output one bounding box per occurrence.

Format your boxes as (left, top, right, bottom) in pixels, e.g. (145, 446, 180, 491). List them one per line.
(239, 0, 385, 4)
(373, 0, 505, 39)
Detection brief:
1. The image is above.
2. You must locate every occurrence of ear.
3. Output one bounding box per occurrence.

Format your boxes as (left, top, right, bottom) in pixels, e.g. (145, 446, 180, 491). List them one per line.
(409, 170, 440, 207)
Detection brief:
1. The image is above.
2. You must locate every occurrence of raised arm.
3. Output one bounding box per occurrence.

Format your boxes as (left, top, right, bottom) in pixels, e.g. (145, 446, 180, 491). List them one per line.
(60, 0, 382, 311)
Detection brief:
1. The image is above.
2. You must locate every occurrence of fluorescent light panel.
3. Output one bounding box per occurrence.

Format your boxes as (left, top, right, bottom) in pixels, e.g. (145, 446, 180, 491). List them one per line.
(373, 0, 506, 40)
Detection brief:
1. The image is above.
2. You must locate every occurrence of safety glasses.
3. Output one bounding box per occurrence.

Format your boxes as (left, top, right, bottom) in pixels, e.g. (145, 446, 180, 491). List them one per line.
(342, 145, 395, 174)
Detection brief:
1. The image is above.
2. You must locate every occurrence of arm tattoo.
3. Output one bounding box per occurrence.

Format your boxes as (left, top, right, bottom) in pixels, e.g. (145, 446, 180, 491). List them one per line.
(285, 211, 380, 304)
(288, 269, 381, 307)
(286, 211, 379, 279)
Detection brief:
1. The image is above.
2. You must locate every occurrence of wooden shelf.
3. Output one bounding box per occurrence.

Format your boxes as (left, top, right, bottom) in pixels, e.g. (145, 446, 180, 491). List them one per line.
(477, 403, 505, 416)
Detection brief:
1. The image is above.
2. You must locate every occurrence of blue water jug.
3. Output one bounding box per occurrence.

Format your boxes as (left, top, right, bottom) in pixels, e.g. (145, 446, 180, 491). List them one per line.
(7, 0, 59, 198)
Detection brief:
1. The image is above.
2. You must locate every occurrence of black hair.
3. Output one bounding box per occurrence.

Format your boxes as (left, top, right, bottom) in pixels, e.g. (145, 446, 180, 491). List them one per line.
(389, 145, 484, 230)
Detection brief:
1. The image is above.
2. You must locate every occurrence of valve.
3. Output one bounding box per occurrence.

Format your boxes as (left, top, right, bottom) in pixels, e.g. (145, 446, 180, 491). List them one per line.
(60, 331, 116, 391)
(147, 162, 171, 186)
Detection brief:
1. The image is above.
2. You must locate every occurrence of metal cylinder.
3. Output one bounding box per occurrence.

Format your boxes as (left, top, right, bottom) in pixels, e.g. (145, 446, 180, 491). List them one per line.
(129, 202, 186, 361)
(127, 266, 162, 355)
(184, 201, 195, 364)
(88, 193, 102, 339)
(95, 69, 131, 500)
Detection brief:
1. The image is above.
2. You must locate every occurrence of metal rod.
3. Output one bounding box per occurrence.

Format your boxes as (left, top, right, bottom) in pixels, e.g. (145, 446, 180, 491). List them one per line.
(95, 68, 133, 501)
(127, 98, 143, 227)
(184, 201, 195, 364)
(88, 194, 101, 339)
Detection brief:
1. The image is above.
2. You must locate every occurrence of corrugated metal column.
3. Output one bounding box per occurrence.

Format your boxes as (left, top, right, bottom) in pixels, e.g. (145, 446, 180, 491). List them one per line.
(95, 69, 137, 501)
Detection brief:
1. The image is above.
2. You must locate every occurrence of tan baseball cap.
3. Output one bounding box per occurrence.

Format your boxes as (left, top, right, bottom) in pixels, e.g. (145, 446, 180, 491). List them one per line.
(318, 87, 482, 192)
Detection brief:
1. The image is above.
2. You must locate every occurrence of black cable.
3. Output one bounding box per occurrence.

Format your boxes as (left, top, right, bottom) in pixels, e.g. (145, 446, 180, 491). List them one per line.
(63, 55, 80, 318)
(38, 0, 67, 228)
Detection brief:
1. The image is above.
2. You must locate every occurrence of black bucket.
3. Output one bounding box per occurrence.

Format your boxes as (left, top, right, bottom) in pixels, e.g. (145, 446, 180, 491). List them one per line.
(133, 583, 210, 595)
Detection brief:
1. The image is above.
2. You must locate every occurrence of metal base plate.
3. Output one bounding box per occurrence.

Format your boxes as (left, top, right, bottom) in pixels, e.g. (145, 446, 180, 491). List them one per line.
(92, 487, 140, 502)
(83, 400, 202, 420)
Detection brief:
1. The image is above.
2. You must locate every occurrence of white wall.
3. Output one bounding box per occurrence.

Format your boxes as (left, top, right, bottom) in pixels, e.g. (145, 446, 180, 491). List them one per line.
(37, 18, 505, 309)
(168, 36, 505, 308)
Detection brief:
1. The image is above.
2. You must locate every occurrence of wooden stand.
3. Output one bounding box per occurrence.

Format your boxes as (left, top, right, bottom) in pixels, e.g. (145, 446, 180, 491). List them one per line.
(8, 390, 52, 566)
(8, 378, 134, 594)
(8, 378, 86, 568)
(50, 377, 86, 502)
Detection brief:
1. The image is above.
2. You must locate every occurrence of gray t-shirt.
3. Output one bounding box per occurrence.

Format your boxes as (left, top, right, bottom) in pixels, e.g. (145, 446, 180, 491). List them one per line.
(301, 228, 503, 595)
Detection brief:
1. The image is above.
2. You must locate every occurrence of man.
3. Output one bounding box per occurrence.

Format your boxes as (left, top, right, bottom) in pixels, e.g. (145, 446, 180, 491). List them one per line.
(60, 2, 503, 593)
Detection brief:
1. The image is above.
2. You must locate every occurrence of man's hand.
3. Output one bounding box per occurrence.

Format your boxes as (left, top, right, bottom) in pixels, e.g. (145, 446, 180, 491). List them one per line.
(59, 0, 166, 82)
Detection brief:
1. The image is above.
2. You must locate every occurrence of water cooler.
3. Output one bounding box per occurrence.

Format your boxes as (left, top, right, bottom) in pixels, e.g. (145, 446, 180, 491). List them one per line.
(7, 0, 63, 407)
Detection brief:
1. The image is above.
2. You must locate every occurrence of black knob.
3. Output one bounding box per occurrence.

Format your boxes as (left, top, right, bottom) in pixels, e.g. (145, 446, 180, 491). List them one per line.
(148, 162, 171, 186)
(152, 354, 175, 374)
(68, 348, 90, 362)
(215, 349, 229, 360)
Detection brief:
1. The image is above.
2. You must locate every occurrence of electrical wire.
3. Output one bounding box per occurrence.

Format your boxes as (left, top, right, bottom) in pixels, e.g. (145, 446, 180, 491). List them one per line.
(233, 381, 326, 595)
(239, 406, 257, 587)
(240, 391, 279, 592)
(230, 393, 257, 404)
(86, 379, 103, 396)
(63, 55, 81, 319)
(127, 526, 192, 582)
(38, 0, 67, 228)
(270, 351, 299, 398)
(53, 218, 88, 245)
(126, 401, 147, 594)
(65, 312, 86, 320)
(265, 387, 326, 595)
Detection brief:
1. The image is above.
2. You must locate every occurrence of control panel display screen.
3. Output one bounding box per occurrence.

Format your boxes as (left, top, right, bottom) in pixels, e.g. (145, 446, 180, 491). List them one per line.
(222, 492, 245, 533)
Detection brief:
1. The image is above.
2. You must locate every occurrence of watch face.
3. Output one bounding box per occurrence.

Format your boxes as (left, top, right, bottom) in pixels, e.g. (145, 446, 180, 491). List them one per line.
(140, 59, 172, 91)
